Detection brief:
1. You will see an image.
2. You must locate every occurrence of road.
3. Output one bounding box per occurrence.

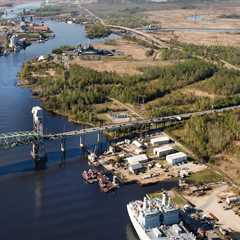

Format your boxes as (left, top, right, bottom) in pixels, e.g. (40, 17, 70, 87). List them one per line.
(83, 7, 240, 71)
(82, 7, 168, 48)
(109, 98, 145, 120)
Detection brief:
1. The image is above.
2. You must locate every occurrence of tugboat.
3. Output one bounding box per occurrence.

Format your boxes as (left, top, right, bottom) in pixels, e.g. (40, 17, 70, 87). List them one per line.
(88, 152, 100, 167)
(81, 169, 98, 184)
(98, 174, 118, 193)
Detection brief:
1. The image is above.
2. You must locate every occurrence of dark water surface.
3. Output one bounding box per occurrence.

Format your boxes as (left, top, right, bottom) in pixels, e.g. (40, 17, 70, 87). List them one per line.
(0, 3, 178, 240)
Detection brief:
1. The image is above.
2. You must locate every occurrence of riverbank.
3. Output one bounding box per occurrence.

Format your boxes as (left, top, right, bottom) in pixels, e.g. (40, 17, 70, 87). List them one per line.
(0, 0, 37, 7)
(0, 15, 54, 56)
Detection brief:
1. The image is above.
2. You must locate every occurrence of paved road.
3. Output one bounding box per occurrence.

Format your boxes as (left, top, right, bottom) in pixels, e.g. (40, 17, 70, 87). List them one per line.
(82, 7, 168, 48)
(83, 7, 240, 71)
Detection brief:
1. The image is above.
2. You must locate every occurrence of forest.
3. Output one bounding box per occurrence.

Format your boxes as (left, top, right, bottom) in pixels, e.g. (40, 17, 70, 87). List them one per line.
(20, 59, 217, 123)
(85, 24, 112, 39)
(20, 54, 240, 125)
(171, 112, 240, 161)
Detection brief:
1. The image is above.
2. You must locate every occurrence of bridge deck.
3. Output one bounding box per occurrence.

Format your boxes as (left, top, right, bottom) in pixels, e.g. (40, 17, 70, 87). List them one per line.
(0, 105, 239, 149)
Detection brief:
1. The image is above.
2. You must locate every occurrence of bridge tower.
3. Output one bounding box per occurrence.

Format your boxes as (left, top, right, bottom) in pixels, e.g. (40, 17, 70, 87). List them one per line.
(31, 106, 47, 170)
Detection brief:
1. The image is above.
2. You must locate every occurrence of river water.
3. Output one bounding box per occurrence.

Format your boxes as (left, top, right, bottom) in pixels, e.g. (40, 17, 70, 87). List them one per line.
(0, 3, 178, 240)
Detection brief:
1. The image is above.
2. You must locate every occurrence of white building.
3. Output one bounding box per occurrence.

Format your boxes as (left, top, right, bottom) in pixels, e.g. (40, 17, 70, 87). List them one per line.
(126, 154, 148, 174)
(153, 145, 174, 157)
(9, 34, 19, 49)
(166, 152, 187, 165)
(129, 162, 143, 174)
(132, 140, 143, 148)
(126, 154, 148, 165)
(134, 148, 144, 155)
(150, 135, 170, 146)
(226, 196, 240, 205)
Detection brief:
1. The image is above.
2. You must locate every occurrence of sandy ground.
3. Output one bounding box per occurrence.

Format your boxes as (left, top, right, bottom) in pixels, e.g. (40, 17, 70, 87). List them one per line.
(94, 39, 150, 60)
(172, 162, 207, 174)
(71, 58, 153, 75)
(185, 184, 240, 232)
(70, 39, 171, 75)
(215, 143, 240, 185)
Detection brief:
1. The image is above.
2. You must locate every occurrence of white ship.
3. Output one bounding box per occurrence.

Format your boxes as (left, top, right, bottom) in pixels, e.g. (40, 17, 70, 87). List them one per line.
(127, 193, 196, 240)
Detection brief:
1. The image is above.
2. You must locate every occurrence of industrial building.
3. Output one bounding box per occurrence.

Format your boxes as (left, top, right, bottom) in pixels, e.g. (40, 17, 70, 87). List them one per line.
(128, 162, 143, 174)
(150, 135, 170, 146)
(166, 152, 187, 165)
(153, 145, 175, 157)
(132, 140, 143, 148)
(126, 154, 148, 164)
(126, 154, 148, 174)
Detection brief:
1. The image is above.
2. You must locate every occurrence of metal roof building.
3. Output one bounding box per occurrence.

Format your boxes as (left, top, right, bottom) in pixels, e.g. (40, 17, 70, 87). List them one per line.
(166, 152, 187, 165)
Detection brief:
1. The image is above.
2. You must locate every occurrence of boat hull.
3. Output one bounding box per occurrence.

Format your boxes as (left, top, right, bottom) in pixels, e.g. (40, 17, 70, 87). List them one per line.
(127, 204, 151, 240)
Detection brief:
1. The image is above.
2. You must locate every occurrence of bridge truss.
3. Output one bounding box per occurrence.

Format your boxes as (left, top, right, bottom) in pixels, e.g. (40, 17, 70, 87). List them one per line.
(0, 131, 40, 149)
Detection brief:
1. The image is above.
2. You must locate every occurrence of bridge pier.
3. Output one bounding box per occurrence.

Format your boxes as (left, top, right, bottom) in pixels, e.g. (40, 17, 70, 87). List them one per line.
(31, 142, 47, 170)
(93, 131, 102, 155)
(80, 134, 84, 149)
(60, 138, 66, 167)
(31, 106, 47, 170)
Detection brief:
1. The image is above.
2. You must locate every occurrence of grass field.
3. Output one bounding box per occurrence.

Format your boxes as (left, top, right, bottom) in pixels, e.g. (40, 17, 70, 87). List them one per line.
(187, 169, 223, 185)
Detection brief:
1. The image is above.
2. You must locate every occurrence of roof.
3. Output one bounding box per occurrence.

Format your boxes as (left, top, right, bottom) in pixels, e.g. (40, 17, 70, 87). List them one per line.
(150, 135, 170, 143)
(166, 152, 187, 160)
(129, 162, 143, 170)
(126, 154, 148, 164)
(132, 140, 143, 148)
(154, 145, 173, 152)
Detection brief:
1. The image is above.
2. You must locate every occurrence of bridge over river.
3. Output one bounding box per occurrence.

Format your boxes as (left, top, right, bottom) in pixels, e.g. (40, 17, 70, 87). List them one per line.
(0, 104, 239, 169)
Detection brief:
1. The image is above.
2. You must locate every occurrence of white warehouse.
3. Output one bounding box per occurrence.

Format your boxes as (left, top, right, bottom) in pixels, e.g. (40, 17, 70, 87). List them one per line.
(128, 162, 143, 174)
(166, 152, 187, 165)
(153, 145, 175, 157)
(126, 154, 148, 164)
(126, 154, 148, 174)
(150, 135, 170, 146)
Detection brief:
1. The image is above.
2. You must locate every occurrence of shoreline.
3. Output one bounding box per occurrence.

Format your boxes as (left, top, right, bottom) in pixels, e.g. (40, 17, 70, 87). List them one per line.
(0, 0, 38, 8)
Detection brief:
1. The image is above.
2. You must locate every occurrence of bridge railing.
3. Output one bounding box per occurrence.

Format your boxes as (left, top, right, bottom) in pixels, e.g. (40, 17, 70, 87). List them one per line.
(0, 131, 40, 149)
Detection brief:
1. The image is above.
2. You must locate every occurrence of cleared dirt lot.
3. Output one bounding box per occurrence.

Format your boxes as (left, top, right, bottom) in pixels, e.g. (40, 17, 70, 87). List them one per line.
(70, 38, 171, 75)
(71, 58, 160, 75)
(185, 184, 240, 232)
(95, 39, 149, 60)
(215, 143, 240, 185)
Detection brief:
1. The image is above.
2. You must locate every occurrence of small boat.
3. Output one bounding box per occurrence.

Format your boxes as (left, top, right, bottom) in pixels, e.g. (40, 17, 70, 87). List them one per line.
(98, 174, 117, 193)
(88, 152, 100, 166)
(81, 169, 98, 184)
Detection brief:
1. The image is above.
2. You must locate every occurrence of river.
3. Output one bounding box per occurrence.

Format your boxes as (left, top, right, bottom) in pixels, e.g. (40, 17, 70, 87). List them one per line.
(0, 3, 178, 240)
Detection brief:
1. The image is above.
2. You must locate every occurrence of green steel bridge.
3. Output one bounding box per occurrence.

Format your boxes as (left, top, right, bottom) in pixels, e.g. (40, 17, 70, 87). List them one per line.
(1, 104, 239, 151)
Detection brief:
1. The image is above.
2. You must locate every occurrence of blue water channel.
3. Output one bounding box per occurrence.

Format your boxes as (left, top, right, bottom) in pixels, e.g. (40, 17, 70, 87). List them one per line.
(0, 3, 178, 240)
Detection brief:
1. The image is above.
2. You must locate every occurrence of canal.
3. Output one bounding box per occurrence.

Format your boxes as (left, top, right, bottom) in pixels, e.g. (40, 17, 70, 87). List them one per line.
(0, 3, 177, 240)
